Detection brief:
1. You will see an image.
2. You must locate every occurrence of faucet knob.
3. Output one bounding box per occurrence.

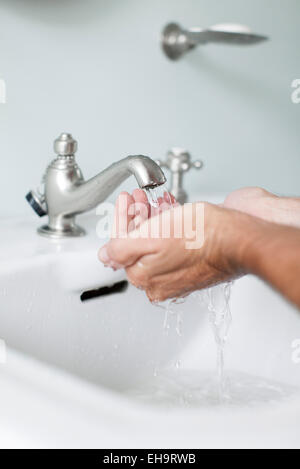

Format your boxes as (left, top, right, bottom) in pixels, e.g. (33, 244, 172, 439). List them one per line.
(156, 148, 204, 173)
(25, 190, 47, 217)
(54, 133, 78, 156)
(156, 148, 204, 204)
(167, 148, 203, 172)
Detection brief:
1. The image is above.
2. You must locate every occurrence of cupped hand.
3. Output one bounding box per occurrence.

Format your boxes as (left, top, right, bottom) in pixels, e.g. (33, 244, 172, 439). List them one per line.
(111, 188, 177, 238)
(99, 192, 250, 302)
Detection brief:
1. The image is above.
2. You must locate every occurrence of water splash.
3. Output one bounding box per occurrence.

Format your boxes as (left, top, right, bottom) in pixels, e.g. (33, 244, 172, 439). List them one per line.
(206, 282, 233, 400)
(175, 310, 183, 337)
(126, 370, 298, 409)
(156, 298, 183, 337)
(153, 284, 233, 400)
(163, 189, 175, 207)
(144, 184, 176, 210)
(162, 300, 172, 334)
(175, 359, 181, 370)
(153, 297, 185, 373)
(145, 187, 160, 209)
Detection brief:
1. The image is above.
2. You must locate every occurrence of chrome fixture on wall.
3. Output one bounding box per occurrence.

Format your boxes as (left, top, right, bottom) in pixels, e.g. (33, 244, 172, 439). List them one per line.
(162, 22, 268, 60)
(26, 133, 166, 239)
(156, 148, 203, 204)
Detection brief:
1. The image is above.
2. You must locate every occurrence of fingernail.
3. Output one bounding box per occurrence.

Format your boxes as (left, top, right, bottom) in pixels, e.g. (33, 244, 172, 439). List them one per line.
(110, 261, 124, 271)
(99, 246, 110, 264)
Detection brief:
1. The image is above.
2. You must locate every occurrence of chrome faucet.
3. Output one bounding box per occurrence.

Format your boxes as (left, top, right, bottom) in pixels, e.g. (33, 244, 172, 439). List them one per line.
(26, 133, 166, 239)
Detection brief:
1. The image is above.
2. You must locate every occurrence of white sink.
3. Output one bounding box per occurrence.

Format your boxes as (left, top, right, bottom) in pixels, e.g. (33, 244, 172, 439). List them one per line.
(0, 215, 205, 391)
(0, 211, 300, 449)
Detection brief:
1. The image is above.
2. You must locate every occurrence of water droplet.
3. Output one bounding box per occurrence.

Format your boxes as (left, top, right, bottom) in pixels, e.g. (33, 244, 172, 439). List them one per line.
(175, 360, 181, 369)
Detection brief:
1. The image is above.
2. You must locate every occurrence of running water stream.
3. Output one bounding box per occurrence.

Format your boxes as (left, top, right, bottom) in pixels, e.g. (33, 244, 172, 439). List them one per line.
(145, 187, 160, 208)
(206, 282, 233, 399)
(144, 185, 233, 398)
(145, 185, 175, 211)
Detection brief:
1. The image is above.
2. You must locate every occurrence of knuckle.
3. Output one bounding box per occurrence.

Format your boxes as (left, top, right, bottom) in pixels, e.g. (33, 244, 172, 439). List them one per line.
(107, 242, 124, 263)
(146, 287, 166, 303)
(247, 187, 269, 198)
(127, 267, 151, 287)
(224, 186, 269, 209)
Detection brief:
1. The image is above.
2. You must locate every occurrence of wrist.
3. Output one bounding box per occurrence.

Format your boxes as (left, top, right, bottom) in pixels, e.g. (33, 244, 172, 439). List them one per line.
(203, 204, 253, 279)
(271, 196, 300, 228)
(208, 205, 269, 277)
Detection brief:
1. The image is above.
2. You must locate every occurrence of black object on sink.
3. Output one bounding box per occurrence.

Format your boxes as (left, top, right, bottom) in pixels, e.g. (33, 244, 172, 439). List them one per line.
(80, 280, 128, 302)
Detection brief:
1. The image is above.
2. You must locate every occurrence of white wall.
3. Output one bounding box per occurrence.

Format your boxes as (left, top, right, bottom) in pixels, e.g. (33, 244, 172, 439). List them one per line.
(0, 0, 299, 216)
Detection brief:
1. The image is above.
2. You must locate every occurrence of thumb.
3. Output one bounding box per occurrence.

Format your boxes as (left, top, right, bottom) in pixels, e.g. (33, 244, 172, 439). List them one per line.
(98, 236, 156, 268)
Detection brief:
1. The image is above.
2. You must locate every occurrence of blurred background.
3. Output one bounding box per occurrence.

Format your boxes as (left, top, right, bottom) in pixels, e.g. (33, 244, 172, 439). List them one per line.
(0, 0, 299, 216)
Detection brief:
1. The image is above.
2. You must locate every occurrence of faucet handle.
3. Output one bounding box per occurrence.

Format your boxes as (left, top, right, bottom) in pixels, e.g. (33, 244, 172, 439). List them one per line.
(192, 159, 204, 170)
(54, 133, 78, 157)
(25, 133, 77, 219)
(26, 190, 47, 217)
(158, 148, 204, 173)
(156, 148, 204, 204)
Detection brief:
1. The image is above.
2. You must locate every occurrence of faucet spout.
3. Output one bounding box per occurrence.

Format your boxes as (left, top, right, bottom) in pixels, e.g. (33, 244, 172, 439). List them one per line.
(56, 155, 166, 216)
(30, 134, 166, 238)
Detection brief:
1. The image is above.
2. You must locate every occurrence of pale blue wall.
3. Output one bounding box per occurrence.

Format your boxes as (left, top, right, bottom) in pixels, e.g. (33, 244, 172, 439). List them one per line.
(0, 0, 299, 215)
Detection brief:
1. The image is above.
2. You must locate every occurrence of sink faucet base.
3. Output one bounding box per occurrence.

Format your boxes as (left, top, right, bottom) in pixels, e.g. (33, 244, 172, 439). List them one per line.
(38, 211, 86, 239)
(37, 215, 86, 239)
(38, 223, 86, 239)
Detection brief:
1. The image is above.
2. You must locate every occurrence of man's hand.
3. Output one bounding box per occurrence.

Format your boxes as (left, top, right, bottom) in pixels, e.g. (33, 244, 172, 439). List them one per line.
(98, 188, 300, 308)
(99, 195, 251, 302)
(224, 187, 300, 228)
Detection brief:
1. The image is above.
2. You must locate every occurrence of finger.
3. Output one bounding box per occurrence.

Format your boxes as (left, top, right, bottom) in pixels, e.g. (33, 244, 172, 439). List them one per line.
(164, 191, 177, 206)
(158, 196, 172, 213)
(132, 188, 149, 206)
(149, 197, 165, 217)
(111, 191, 135, 239)
(125, 248, 179, 289)
(127, 264, 190, 302)
(131, 188, 150, 229)
(99, 236, 157, 268)
(128, 203, 149, 231)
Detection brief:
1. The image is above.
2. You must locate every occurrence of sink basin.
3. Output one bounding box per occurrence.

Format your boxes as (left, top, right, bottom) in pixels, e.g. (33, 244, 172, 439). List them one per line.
(0, 216, 205, 391)
(0, 210, 300, 448)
